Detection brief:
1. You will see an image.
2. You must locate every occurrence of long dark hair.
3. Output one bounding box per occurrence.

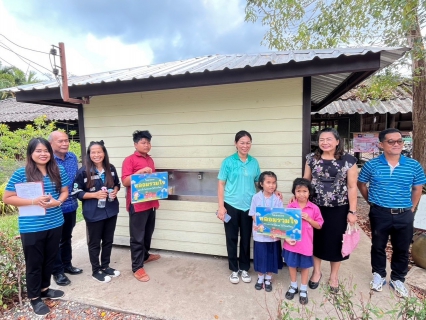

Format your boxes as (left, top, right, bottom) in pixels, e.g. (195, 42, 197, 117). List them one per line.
(85, 140, 114, 189)
(313, 128, 344, 160)
(26, 137, 62, 193)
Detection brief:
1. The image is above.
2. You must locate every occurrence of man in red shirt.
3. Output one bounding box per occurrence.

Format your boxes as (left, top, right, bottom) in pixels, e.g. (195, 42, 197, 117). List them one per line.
(121, 130, 160, 282)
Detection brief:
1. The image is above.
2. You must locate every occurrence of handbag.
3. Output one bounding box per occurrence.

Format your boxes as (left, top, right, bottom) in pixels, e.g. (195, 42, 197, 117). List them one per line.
(341, 223, 360, 257)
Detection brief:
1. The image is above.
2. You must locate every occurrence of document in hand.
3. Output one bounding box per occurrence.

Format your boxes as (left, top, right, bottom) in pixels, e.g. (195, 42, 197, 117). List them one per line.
(15, 181, 46, 216)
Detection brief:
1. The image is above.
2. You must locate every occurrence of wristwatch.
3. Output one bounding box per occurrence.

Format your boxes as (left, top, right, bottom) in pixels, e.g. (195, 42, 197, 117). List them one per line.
(57, 199, 63, 206)
(348, 210, 357, 215)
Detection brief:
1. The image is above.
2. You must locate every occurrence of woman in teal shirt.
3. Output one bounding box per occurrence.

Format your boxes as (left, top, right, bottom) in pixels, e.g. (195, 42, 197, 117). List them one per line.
(218, 130, 260, 284)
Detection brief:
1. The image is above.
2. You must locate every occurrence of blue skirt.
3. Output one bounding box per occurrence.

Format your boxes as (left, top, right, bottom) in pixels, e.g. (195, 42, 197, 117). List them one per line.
(282, 250, 313, 269)
(253, 241, 283, 274)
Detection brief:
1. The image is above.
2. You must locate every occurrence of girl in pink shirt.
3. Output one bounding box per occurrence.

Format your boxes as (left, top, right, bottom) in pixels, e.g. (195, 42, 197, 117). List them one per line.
(283, 178, 323, 305)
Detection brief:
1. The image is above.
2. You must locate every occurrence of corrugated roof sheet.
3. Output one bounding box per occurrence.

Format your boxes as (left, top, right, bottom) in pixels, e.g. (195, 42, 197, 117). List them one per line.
(315, 98, 412, 114)
(3, 48, 407, 105)
(0, 98, 78, 122)
(314, 82, 413, 114)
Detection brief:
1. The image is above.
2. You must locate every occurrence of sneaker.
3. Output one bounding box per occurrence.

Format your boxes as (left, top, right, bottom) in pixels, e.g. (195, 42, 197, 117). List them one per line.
(40, 288, 64, 300)
(103, 267, 121, 277)
(390, 279, 409, 298)
(370, 272, 386, 292)
(30, 297, 50, 316)
(239, 270, 252, 283)
(92, 270, 112, 283)
(229, 271, 239, 284)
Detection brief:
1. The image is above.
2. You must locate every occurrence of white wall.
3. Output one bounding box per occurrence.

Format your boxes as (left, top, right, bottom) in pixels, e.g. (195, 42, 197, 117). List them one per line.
(83, 78, 303, 256)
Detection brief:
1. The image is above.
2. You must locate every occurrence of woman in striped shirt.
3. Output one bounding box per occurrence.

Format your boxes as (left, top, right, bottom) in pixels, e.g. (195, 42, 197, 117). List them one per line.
(3, 137, 69, 317)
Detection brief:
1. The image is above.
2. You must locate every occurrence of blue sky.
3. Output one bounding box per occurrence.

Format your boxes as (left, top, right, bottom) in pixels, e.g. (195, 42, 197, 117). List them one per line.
(0, 0, 270, 80)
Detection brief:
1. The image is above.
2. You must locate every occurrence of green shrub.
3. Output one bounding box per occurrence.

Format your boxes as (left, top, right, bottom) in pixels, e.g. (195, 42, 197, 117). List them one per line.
(0, 183, 17, 216)
(0, 231, 25, 310)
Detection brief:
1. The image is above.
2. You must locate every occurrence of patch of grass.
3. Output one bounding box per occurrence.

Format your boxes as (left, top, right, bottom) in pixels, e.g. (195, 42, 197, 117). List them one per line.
(76, 202, 83, 222)
(0, 213, 19, 238)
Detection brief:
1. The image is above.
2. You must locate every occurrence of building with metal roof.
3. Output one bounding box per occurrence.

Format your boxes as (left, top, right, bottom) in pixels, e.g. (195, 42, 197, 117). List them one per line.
(0, 47, 408, 255)
(0, 98, 79, 138)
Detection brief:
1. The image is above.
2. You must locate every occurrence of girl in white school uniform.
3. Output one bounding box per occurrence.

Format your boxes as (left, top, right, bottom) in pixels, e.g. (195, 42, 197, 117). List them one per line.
(249, 171, 284, 292)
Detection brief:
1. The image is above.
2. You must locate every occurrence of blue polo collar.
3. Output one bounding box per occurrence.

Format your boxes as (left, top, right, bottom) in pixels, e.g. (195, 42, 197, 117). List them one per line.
(378, 153, 407, 165)
(54, 152, 72, 161)
(232, 152, 253, 163)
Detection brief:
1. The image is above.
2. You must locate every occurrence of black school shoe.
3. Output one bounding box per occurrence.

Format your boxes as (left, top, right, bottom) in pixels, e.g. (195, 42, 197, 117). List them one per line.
(299, 290, 309, 305)
(285, 286, 299, 300)
(30, 297, 50, 316)
(255, 280, 263, 290)
(264, 280, 273, 292)
(41, 288, 65, 300)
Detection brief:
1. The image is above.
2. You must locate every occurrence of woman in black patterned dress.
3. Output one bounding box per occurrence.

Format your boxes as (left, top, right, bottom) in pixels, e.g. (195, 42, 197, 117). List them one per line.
(303, 128, 358, 293)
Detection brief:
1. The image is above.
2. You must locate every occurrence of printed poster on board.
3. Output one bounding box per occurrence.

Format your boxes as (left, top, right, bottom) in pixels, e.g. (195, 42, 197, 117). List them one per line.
(255, 207, 302, 240)
(130, 172, 168, 203)
(353, 133, 379, 153)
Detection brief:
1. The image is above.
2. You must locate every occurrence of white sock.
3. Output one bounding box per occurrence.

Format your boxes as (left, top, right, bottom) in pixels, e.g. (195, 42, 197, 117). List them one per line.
(300, 284, 307, 297)
(291, 281, 298, 288)
(257, 274, 265, 283)
(265, 274, 272, 284)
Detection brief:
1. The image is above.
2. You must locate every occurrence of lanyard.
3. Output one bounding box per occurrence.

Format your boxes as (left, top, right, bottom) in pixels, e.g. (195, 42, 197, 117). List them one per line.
(262, 192, 274, 208)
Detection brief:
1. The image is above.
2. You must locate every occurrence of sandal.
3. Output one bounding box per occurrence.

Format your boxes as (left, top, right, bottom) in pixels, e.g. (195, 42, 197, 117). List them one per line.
(308, 273, 322, 290)
(264, 280, 272, 292)
(299, 290, 309, 305)
(285, 285, 298, 300)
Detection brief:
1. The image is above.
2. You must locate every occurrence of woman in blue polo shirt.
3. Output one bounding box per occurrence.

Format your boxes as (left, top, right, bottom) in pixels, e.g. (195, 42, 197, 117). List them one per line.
(72, 141, 120, 283)
(218, 130, 260, 284)
(3, 137, 69, 316)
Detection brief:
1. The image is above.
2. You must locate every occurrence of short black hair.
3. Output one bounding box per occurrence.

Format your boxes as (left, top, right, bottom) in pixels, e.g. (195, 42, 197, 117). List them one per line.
(291, 178, 314, 200)
(258, 171, 277, 191)
(235, 130, 252, 143)
(133, 130, 152, 143)
(379, 128, 401, 142)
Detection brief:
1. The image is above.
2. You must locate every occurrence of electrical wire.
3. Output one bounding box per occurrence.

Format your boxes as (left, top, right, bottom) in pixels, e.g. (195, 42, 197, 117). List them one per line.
(0, 34, 50, 55)
(0, 42, 53, 74)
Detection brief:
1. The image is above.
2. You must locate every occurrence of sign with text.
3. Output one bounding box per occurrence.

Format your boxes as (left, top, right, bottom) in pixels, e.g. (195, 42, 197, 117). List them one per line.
(255, 207, 302, 240)
(130, 172, 168, 203)
(414, 195, 426, 231)
(353, 133, 379, 153)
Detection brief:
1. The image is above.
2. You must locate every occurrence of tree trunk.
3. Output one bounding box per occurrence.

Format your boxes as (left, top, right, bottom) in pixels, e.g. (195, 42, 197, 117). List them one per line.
(411, 16, 426, 173)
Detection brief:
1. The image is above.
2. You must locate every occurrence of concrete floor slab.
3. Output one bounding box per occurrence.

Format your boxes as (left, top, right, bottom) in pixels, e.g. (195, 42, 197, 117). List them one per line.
(52, 221, 413, 320)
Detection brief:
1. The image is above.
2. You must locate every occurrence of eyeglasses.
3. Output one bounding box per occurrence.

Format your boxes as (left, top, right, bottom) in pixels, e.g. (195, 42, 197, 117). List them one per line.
(384, 139, 404, 146)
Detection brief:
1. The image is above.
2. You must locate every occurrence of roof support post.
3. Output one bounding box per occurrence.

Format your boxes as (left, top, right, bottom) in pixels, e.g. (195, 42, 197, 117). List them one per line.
(77, 104, 86, 163)
(302, 77, 312, 176)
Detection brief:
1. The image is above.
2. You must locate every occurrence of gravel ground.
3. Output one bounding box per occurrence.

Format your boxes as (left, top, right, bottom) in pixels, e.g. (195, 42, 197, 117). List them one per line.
(2, 299, 156, 319)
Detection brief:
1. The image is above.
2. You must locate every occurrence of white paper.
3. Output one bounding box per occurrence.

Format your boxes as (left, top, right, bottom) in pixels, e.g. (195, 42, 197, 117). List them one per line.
(414, 195, 426, 230)
(15, 182, 46, 216)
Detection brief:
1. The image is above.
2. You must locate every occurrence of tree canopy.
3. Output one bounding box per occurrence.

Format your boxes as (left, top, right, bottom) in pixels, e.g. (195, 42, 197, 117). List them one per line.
(246, 0, 426, 170)
(0, 62, 41, 99)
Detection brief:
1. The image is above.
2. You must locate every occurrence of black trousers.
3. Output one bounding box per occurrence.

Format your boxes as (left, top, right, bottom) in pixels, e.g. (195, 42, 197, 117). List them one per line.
(369, 205, 414, 282)
(85, 215, 118, 273)
(224, 202, 252, 272)
(52, 210, 77, 275)
(20, 226, 62, 299)
(129, 206, 156, 273)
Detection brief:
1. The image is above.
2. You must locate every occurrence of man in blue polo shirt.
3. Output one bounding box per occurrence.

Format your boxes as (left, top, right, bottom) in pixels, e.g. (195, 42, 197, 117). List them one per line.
(358, 128, 426, 298)
(49, 131, 83, 286)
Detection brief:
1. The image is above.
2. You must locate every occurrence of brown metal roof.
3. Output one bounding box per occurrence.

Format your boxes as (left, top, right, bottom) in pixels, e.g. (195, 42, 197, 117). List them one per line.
(0, 98, 78, 122)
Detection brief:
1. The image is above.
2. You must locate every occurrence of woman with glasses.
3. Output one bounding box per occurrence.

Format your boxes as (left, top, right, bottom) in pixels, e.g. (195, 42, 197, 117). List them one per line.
(217, 130, 261, 284)
(72, 141, 120, 283)
(3, 138, 70, 316)
(303, 128, 358, 293)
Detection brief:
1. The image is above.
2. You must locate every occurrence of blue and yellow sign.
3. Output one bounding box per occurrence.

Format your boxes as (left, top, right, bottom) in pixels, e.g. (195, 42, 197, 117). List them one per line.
(130, 172, 168, 203)
(255, 207, 302, 240)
